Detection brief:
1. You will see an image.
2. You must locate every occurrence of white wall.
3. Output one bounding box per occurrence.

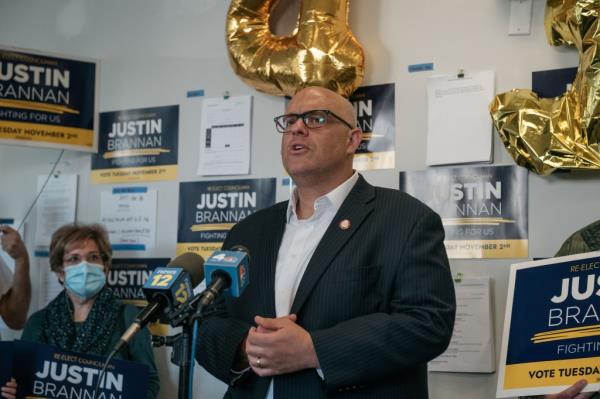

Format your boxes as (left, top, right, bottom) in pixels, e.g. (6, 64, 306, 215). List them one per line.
(0, 1, 597, 398)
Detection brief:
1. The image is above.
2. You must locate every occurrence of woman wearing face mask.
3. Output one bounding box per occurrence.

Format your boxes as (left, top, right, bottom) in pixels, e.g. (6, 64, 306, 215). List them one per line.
(1, 223, 159, 399)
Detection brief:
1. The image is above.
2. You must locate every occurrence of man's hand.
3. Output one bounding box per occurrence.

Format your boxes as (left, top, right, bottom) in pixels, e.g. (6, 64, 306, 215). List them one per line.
(245, 314, 320, 377)
(545, 379, 598, 399)
(0, 226, 27, 261)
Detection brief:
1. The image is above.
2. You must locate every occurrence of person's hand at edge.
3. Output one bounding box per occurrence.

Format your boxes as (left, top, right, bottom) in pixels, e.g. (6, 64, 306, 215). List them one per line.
(544, 379, 598, 399)
(1, 377, 17, 399)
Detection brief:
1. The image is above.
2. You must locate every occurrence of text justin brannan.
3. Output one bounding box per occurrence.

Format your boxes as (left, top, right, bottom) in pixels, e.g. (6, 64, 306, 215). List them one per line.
(33, 360, 123, 399)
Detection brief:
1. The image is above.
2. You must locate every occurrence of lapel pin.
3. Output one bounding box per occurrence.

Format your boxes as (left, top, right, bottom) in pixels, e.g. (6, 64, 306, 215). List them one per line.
(339, 219, 351, 230)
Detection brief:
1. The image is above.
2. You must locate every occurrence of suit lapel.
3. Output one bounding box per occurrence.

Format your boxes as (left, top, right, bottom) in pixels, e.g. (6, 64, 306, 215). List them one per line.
(290, 176, 375, 315)
(259, 202, 287, 317)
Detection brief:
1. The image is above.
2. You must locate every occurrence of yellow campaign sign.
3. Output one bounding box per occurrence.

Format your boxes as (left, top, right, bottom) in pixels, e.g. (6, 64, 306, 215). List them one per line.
(353, 151, 395, 171)
(399, 166, 529, 259)
(91, 105, 179, 184)
(103, 148, 171, 159)
(504, 357, 600, 389)
(0, 120, 94, 147)
(116, 297, 169, 336)
(0, 46, 98, 152)
(91, 165, 177, 184)
(190, 223, 235, 232)
(531, 324, 600, 344)
(148, 322, 169, 337)
(120, 298, 147, 307)
(497, 253, 600, 397)
(0, 99, 80, 114)
(444, 239, 528, 259)
(176, 242, 222, 262)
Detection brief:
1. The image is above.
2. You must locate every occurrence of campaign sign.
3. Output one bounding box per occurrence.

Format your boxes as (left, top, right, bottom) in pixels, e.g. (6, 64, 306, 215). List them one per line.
(400, 165, 528, 258)
(532, 67, 578, 99)
(10, 340, 148, 399)
(177, 178, 276, 259)
(497, 252, 600, 397)
(349, 83, 395, 171)
(108, 258, 169, 307)
(107, 258, 171, 335)
(91, 105, 179, 184)
(0, 46, 98, 152)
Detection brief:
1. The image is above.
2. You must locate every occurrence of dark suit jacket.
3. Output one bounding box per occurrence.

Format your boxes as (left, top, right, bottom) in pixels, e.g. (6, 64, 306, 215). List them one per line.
(197, 175, 456, 398)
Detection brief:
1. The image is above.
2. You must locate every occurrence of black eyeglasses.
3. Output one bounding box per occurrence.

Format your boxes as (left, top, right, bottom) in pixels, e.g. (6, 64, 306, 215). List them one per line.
(273, 109, 355, 133)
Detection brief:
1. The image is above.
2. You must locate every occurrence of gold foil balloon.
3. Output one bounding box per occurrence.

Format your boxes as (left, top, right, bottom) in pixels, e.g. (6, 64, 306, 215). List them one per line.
(490, 0, 600, 175)
(226, 0, 364, 97)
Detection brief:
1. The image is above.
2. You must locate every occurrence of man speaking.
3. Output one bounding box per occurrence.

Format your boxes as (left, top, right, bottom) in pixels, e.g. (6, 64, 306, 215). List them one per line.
(196, 86, 456, 398)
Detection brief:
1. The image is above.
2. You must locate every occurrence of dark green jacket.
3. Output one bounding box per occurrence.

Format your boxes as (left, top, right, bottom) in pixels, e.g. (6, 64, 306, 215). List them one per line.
(555, 220, 600, 257)
(22, 302, 160, 399)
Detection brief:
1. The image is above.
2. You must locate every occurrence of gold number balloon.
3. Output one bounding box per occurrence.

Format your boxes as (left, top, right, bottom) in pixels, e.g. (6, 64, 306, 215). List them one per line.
(490, 0, 600, 175)
(226, 0, 364, 97)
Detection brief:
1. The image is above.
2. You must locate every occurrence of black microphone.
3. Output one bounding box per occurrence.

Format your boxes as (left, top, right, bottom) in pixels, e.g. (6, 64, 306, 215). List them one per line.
(197, 245, 250, 309)
(114, 252, 205, 353)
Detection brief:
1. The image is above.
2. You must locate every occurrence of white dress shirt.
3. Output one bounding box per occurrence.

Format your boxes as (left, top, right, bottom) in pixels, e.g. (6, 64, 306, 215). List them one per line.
(265, 172, 358, 398)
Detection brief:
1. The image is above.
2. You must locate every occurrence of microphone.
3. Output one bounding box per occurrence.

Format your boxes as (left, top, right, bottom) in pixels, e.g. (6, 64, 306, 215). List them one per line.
(114, 252, 205, 353)
(197, 245, 250, 309)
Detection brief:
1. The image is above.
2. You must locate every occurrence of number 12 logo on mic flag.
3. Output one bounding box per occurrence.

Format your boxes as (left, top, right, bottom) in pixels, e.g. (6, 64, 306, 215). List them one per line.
(143, 267, 193, 305)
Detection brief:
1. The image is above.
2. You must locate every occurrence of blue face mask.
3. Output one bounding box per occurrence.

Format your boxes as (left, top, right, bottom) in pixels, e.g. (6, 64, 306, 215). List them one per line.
(64, 262, 106, 300)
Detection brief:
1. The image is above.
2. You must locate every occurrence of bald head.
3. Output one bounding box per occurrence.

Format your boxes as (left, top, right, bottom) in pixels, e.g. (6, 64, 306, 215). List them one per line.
(280, 85, 362, 197)
(287, 86, 357, 128)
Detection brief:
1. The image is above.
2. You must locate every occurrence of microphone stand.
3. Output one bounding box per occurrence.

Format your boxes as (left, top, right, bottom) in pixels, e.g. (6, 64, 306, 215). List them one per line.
(152, 294, 205, 399)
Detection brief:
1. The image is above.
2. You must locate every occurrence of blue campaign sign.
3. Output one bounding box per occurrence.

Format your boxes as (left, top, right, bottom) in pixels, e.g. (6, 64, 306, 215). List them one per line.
(348, 83, 396, 170)
(176, 178, 276, 259)
(532, 67, 577, 98)
(508, 258, 600, 364)
(108, 258, 170, 307)
(10, 340, 149, 399)
(90, 105, 179, 183)
(0, 46, 98, 152)
(498, 251, 600, 397)
(400, 165, 529, 259)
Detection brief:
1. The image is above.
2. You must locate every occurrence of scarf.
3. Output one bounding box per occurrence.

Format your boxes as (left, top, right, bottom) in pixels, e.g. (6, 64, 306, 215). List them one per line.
(38, 286, 121, 356)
